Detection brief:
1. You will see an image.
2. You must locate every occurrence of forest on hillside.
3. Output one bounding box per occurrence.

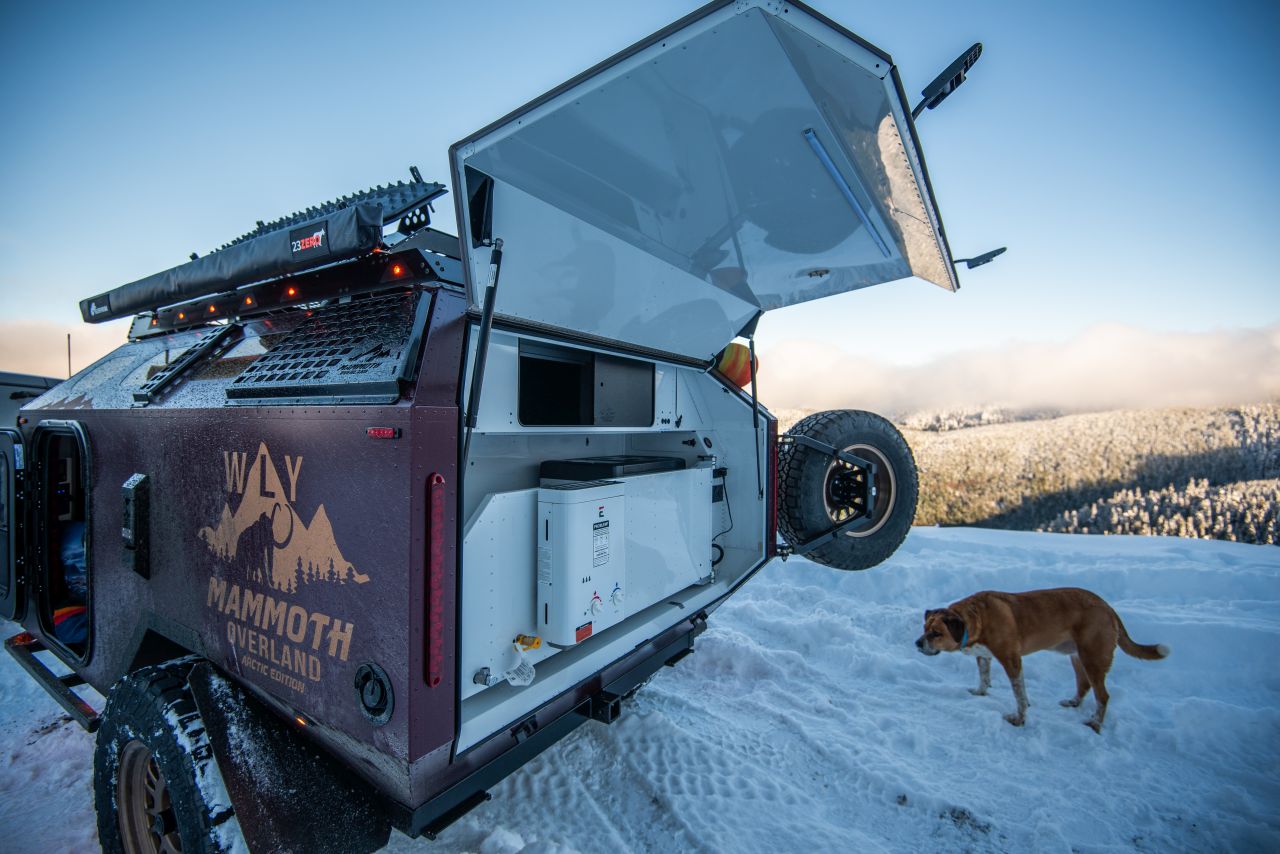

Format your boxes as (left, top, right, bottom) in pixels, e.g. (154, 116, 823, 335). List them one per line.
(776, 404, 1279, 545)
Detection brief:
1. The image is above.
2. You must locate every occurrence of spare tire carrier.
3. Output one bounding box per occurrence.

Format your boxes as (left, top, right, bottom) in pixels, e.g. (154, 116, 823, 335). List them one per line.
(777, 433, 881, 557)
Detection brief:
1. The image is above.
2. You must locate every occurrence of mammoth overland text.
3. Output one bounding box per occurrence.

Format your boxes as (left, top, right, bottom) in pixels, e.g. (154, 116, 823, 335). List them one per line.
(207, 577, 353, 692)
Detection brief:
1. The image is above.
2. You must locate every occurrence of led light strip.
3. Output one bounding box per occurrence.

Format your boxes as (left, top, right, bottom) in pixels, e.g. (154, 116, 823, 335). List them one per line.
(803, 128, 891, 258)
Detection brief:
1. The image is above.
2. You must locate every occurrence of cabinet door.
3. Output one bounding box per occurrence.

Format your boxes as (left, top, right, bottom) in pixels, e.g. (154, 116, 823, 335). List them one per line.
(0, 428, 26, 620)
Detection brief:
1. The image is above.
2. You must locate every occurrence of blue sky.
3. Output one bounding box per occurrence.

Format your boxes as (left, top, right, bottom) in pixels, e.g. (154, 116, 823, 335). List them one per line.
(2, 0, 1278, 380)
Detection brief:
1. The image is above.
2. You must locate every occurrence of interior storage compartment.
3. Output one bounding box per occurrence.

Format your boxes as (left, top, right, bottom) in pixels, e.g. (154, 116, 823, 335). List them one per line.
(458, 329, 769, 751)
(463, 463, 714, 696)
(518, 341, 654, 426)
(34, 424, 91, 660)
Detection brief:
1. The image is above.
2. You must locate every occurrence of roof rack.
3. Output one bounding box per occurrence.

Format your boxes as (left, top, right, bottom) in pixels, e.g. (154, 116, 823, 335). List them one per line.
(80, 177, 446, 324)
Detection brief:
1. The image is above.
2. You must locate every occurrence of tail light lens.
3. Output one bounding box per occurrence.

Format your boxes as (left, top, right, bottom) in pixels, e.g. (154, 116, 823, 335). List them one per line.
(426, 472, 446, 688)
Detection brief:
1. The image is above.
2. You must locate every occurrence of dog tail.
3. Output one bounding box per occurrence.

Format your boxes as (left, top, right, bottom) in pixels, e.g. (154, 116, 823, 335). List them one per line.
(1115, 614, 1170, 660)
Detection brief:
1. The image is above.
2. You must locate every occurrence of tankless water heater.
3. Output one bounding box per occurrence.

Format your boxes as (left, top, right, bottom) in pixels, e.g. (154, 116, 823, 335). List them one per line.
(537, 480, 627, 646)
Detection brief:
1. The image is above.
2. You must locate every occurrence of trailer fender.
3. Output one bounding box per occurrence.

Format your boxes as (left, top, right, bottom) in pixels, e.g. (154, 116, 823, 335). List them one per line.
(186, 662, 390, 854)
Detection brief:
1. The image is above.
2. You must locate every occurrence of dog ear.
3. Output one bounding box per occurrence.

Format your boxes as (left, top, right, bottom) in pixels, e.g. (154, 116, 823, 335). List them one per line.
(924, 608, 940, 621)
(942, 613, 966, 644)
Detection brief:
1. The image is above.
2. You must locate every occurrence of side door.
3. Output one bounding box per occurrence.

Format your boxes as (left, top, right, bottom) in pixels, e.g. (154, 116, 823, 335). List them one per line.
(0, 427, 26, 620)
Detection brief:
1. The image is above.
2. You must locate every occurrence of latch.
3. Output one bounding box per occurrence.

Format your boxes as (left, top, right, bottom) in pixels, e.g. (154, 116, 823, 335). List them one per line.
(121, 473, 150, 578)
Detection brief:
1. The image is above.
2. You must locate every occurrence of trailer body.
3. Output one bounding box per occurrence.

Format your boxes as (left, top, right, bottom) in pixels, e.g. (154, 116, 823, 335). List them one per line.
(2, 1, 963, 846)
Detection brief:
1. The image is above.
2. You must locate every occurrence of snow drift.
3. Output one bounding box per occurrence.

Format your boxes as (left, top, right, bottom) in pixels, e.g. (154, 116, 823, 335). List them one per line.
(2, 528, 1277, 852)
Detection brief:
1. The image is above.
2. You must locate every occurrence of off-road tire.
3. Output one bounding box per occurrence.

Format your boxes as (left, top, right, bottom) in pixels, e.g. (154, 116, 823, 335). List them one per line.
(94, 662, 239, 854)
(778, 409, 917, 570)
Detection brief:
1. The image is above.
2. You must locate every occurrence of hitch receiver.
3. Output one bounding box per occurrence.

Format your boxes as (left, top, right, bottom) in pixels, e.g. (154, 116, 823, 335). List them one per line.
(586, 691, 623, 724)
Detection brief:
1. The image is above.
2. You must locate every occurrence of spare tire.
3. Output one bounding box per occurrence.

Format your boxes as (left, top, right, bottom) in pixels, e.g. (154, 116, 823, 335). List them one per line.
(778, 409, 917, 570)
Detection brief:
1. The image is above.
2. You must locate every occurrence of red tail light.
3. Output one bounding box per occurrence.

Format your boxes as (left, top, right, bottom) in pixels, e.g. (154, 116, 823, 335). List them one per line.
(426, 473, 446, 688)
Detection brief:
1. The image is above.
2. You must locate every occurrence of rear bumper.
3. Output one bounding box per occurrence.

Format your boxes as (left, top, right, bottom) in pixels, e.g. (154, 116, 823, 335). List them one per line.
(390, 620, 704, 839)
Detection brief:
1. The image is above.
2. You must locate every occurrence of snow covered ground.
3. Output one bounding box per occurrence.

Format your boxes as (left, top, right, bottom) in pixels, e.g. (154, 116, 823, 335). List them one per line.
(3, 528, 1278, 852)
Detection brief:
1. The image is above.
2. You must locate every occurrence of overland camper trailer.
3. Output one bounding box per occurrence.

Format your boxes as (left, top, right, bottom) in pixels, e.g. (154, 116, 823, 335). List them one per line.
(3, 2, 995, 850)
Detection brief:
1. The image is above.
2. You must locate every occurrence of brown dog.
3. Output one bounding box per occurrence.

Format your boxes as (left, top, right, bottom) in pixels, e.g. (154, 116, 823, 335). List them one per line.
(915, 587, 1169, 732)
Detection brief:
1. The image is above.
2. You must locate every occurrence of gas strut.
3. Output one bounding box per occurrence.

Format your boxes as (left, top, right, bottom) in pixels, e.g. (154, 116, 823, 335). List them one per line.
(741, 312, 764, 500)
(462, 239, 503, 465)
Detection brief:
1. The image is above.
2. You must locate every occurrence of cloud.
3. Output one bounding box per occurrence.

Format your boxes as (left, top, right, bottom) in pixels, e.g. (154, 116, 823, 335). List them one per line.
(0, 319, 133, 379)
(5, 317, 1278, 416)
(758, 323, 1280, 415)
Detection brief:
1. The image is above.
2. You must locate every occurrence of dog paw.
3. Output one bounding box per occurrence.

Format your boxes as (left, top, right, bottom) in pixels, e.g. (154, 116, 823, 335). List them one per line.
(1084, 720, 1102, 734)
(1060, 698, 1082, 708)
(1003, 713, 1025, 727)
(968, 688, 988, 696)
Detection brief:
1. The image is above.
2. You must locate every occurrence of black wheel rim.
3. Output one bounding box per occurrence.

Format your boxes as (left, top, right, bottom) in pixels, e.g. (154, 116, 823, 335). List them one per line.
(822, 443, 896, 537)
(118, 739, 183, 854)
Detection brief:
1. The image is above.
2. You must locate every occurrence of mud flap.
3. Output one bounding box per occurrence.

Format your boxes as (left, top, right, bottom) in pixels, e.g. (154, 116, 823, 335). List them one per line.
(187, 663, 390, 853)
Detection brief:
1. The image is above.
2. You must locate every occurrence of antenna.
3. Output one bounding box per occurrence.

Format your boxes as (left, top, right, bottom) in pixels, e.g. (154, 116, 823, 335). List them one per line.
(67, 333, 72, 378)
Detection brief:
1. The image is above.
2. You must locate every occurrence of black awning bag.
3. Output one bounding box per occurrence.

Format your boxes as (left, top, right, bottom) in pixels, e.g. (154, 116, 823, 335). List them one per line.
(80, 202, 384, 323)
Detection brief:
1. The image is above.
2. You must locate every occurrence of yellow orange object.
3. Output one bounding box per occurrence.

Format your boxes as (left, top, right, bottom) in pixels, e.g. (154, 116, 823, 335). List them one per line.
(716, 342, 757, 388)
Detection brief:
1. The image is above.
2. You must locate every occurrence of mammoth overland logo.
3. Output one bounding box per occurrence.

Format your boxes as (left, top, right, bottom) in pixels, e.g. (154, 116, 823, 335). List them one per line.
(198, 442, 369, 592)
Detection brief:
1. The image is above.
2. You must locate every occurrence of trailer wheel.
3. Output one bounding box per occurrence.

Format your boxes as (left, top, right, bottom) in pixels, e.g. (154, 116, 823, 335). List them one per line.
(94, 663, 239, 854)
(778, 409, 917, 570)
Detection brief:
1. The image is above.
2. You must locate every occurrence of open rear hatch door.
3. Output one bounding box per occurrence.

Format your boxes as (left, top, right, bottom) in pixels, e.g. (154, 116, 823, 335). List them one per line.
(451, 0, 956, 364)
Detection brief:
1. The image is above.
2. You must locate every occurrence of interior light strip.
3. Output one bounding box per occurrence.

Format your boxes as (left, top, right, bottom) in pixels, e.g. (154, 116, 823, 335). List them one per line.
(802, 128, 891, 258)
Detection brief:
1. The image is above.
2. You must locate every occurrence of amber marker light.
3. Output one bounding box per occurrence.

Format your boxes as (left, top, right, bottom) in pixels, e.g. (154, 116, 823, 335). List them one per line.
(244, 296, 254, 306)
(391, 263, 404, 277)
(177, 312, 186, 320)
(286, 286, 297, 298)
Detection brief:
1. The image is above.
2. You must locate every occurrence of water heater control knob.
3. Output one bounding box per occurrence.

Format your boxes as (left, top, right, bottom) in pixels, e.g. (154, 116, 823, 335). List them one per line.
(610, 587, 625, 607)
(590, 594, 603, 616)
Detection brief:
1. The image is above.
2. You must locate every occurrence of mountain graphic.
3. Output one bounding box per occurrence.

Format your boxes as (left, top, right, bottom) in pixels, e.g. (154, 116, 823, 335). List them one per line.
(197, 442, 368, 591)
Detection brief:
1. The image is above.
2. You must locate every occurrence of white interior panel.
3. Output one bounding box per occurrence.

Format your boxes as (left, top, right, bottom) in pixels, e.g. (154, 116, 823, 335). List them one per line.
(452, 1, 956, 361)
